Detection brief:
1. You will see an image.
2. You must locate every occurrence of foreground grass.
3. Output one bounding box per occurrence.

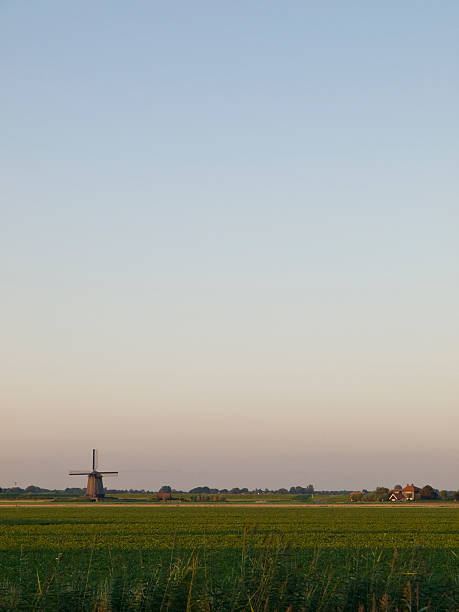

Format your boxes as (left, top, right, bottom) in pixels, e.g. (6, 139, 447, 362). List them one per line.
(0, 507, 457, 611)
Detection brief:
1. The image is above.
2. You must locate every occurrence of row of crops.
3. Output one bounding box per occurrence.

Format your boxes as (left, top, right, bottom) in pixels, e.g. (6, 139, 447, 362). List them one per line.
(0, 506, 457, 610)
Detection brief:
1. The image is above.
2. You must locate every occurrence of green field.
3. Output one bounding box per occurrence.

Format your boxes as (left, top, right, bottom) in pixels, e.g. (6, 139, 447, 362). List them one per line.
(0, 506, 457, 611)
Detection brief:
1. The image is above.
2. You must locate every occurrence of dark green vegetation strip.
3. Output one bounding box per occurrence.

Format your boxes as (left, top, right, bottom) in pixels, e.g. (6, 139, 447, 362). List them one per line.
(0, 507, 457, 611)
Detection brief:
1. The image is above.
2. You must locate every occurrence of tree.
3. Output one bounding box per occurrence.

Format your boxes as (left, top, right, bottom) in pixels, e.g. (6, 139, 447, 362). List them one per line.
(420, 485, 438, 500)
(374, 487, 390, 502)
(189, 486, 210, 494)
(393, 485, 402, 490)
(362, 492, 376, 502)
(439, 490, 448, 500)
(290, 486, 309, 494)
(452, 490, 459, 501)
(159, 485, 172, 493)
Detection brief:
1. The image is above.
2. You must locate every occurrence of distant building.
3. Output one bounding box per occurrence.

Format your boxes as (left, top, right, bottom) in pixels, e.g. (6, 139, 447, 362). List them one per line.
(402, 484, 421, 500)
(389, 484, 421, 502)
(157, 492, 172, 501)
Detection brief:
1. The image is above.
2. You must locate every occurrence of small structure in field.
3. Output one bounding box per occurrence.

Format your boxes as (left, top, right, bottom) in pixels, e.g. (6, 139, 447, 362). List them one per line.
(389, 484, 421, 502)
(157, 486, 172, 501)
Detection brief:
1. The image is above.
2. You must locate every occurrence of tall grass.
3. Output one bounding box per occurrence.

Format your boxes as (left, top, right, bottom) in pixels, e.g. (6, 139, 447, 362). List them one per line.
(0, 530, 457, 611)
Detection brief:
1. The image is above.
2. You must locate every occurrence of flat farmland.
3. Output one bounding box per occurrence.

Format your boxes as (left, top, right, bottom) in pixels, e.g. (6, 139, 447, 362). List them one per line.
(0, 506, 457, 611)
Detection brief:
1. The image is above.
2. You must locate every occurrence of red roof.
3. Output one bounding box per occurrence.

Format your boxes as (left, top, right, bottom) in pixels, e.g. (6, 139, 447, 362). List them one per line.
(402, 484, 420, 493)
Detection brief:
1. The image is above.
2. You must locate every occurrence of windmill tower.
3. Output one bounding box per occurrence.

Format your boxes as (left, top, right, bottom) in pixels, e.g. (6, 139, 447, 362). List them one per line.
(69, 449, 118, 501)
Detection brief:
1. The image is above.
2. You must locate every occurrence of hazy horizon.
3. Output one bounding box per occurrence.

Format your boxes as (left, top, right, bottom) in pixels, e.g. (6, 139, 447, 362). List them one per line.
(2, 2, 458, 491)
(5, 447, 459, 493)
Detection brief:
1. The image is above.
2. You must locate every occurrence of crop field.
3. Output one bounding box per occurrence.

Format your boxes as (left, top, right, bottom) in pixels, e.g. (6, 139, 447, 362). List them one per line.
(0, 506, 457, 611)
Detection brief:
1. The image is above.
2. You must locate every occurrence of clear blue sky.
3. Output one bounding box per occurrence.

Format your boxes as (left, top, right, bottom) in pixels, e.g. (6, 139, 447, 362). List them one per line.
(1, 1, 458, 490)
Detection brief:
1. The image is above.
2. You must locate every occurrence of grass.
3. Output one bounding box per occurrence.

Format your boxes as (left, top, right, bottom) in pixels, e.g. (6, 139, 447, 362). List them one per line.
(0, 506, 457, 610)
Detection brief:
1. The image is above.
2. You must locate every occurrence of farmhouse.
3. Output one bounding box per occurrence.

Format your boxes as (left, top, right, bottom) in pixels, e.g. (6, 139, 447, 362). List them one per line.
(389, 484, 421, 502)
(402, 484, 421, 500)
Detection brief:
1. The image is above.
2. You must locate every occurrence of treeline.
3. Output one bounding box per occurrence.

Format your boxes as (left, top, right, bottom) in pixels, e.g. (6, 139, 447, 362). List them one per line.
(350, 486, 459, 502)
(1, 485, 317, 495)
(0, 486, 82, 495)
(3, 484, 457, 500)
(158, 485, 315, 495)
(0, 487, 155, 495)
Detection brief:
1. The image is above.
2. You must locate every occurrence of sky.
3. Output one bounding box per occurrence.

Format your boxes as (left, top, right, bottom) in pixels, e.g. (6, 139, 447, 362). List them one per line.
(1, 1, 458, 491)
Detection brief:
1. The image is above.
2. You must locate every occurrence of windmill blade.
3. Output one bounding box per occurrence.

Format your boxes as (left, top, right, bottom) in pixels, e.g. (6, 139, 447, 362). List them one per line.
(69, 471, 91, 475)
(100, 471, 118, 476)
(94, 449, 99, 471)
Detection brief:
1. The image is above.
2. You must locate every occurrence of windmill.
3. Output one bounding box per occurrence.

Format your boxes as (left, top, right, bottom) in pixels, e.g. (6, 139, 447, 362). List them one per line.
(69, 449, 118, 501)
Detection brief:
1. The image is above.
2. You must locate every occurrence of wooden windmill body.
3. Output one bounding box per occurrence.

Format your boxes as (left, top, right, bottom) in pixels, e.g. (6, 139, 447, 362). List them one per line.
(69, 449, 118, 501)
